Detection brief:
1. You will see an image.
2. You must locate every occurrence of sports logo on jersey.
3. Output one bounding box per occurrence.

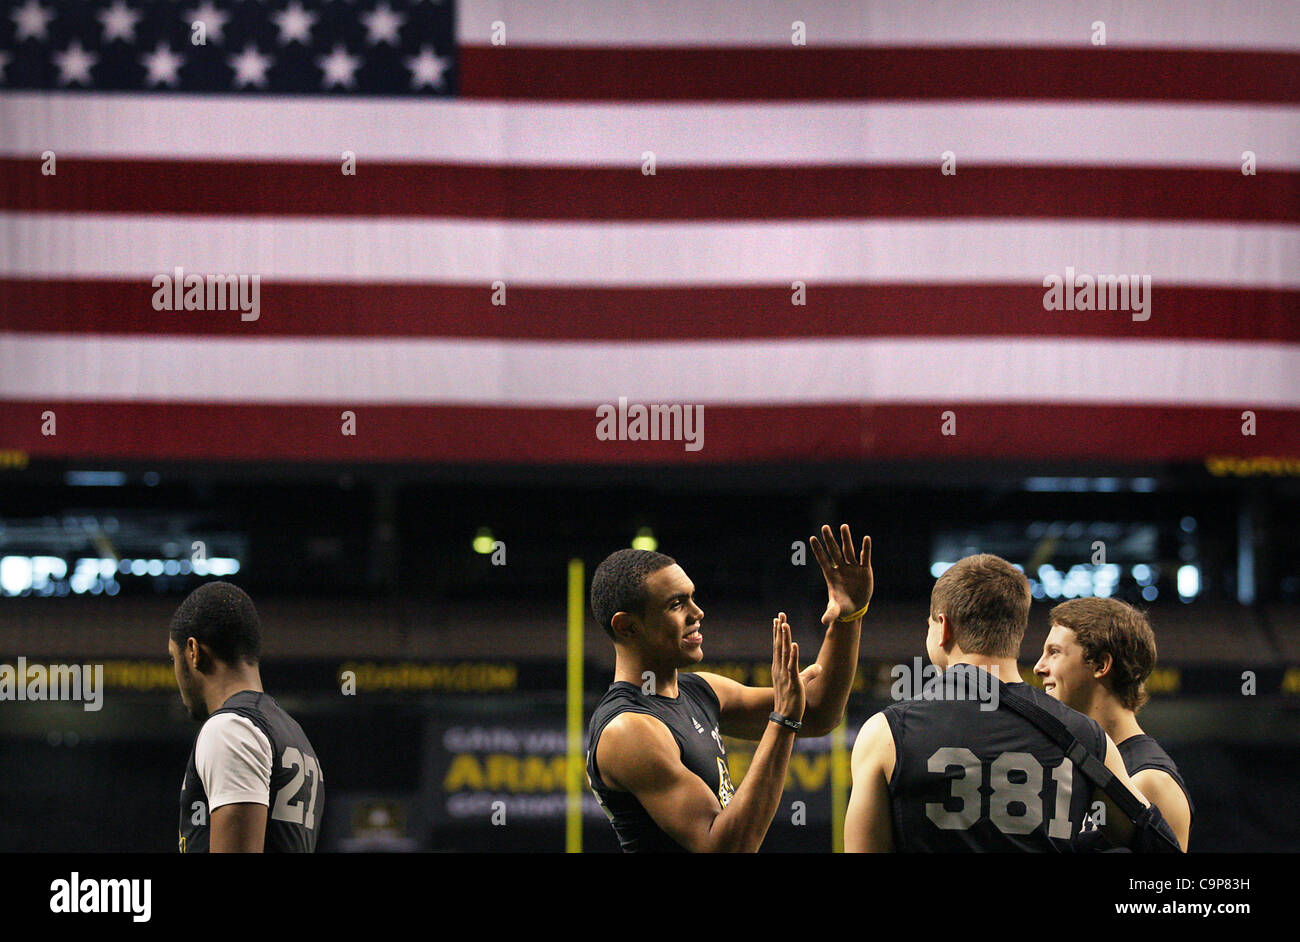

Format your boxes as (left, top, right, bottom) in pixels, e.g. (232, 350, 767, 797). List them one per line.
(716, 757, 736, 808)
(691, 715, 705, 734)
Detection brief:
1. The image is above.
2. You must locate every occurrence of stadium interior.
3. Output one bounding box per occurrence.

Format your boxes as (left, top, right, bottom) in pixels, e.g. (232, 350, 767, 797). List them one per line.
(1, 459, 1296, 851)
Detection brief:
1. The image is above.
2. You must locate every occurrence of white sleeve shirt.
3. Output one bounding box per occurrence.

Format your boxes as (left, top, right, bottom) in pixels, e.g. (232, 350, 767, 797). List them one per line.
(195, 712, 274, 811)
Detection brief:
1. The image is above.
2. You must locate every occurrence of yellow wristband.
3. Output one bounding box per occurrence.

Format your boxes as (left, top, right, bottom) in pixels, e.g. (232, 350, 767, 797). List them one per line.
(837, 602, 869, 623)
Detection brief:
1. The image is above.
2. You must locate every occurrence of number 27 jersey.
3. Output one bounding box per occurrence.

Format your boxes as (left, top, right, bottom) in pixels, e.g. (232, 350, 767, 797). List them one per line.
(179, 690, 324, 853)
(882, 664, 1106, 852)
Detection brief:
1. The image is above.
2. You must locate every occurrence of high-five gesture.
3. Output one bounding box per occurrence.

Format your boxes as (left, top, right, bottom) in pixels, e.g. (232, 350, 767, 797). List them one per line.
(771, 613, 809, 721)
(809, 523, 873, 627)
(587, 538, 869, 854)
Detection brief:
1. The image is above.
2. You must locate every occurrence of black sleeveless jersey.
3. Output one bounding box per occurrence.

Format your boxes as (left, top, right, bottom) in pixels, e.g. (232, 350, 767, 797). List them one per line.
(1118, 733, 1195, 826)
(587, 672, 736, 853)
(179, 690, 324, 853)
(882, 664, 1107, 852)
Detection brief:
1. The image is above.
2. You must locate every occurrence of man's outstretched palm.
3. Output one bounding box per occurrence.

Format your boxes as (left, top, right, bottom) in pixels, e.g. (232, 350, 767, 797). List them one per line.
(810, 523, 873, 626)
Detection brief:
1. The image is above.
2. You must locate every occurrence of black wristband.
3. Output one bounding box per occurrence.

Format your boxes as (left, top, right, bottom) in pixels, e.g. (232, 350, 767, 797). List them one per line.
(769, 711, 802, 731)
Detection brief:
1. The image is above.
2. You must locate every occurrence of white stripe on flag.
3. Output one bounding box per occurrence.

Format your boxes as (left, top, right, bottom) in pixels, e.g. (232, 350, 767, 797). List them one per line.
(1, 94, 1295, 169)
(457, 0, 1300, 50)
(4, 214, 1296, 287)
(4, 335, 1298, 407)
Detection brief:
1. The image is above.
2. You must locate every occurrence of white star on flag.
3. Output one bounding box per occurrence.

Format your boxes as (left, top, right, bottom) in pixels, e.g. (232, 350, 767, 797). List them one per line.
(12, 0, 54, 42)
(405, 46, 450, 90)
(361, 2, 404, 45)
(271, 1, 317, 46)
(141, 43, 185, 87)
(98, 1, 142, 43)
(185, 2, 230, 44)
(228, 44, 273, 89)
(318, 44, 361, 89)
(53, 40, 98, 86)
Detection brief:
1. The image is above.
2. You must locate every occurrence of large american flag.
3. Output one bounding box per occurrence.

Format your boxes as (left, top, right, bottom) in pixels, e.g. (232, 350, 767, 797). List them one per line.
(1, 0, 1297, 464)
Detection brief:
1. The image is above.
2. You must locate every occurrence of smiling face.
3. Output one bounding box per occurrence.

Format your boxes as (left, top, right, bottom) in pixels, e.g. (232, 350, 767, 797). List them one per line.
(631, 563, 705, 668)
(1033, 623, 1099, 711)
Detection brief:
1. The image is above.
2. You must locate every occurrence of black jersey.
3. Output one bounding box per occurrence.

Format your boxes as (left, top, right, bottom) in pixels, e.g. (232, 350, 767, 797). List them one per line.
(587, 671, 736, 853)
(882, 663, 1107, 852)
(179, 690, 323, 853)
(1118, 733, 1195, 826)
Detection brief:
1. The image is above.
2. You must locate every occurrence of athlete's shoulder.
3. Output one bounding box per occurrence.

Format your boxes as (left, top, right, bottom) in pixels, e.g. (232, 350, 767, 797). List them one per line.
(210, 690, 277, 730)
(1020, 682, 1105, 740)
(877, 693, 922, 736)
(1118, 733, 1169, 766)
(260, 693, 313, 741)
(196, 711, 272, 761)
(678, 670, 721, 708)
(603, 709, 675, 743)
(855, 709, 895, 749)
(880, 697, 913, 719)
(877, 694, 917, 726)
(595, 711, 678, 778)
(193, 712, 274, 808)
(1119, 734, 1189, 790)
(590, 681, 644, 722)
(589, 684, 664, 753)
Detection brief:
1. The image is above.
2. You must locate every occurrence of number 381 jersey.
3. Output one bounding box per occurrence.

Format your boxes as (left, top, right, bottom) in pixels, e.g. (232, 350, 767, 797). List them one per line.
(882, 664, 1106, 852)
(179, 690, 324, 853)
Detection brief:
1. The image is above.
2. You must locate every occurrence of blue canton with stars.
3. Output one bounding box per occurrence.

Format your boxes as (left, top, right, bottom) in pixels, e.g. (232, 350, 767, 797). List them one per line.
(0, 0, 456, 95)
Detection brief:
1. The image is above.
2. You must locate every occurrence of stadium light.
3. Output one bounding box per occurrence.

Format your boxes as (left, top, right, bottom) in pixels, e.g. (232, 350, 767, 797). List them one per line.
(472, 527, 495, 554)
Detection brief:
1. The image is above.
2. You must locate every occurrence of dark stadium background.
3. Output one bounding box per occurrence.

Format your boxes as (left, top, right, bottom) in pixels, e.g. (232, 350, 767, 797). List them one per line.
(0, 460, 1296, 852)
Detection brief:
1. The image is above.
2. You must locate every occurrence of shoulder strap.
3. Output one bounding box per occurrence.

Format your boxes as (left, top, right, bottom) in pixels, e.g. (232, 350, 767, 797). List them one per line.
(996, 684, 1180, 852)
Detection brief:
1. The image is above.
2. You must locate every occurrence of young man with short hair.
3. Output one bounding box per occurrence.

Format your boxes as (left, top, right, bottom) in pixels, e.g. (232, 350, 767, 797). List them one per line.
(586, 524, 872, 852)
(846, 554, 1169, 852)
(1034, 597, 1193, 850)
(170, 581, 323, 852)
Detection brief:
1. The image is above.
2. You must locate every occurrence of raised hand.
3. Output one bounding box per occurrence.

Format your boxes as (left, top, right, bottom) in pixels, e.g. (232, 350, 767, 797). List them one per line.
(809, 523, 873, 627)
(771, 613, 806, 721)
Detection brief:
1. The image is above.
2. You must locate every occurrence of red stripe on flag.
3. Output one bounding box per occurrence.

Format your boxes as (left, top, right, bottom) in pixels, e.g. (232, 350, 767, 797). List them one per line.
(2, 402, 1296, 463)
(459, 46, 1300, 103)
(4, 280, 1296, 342)
(3, 158, 1295, 222)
